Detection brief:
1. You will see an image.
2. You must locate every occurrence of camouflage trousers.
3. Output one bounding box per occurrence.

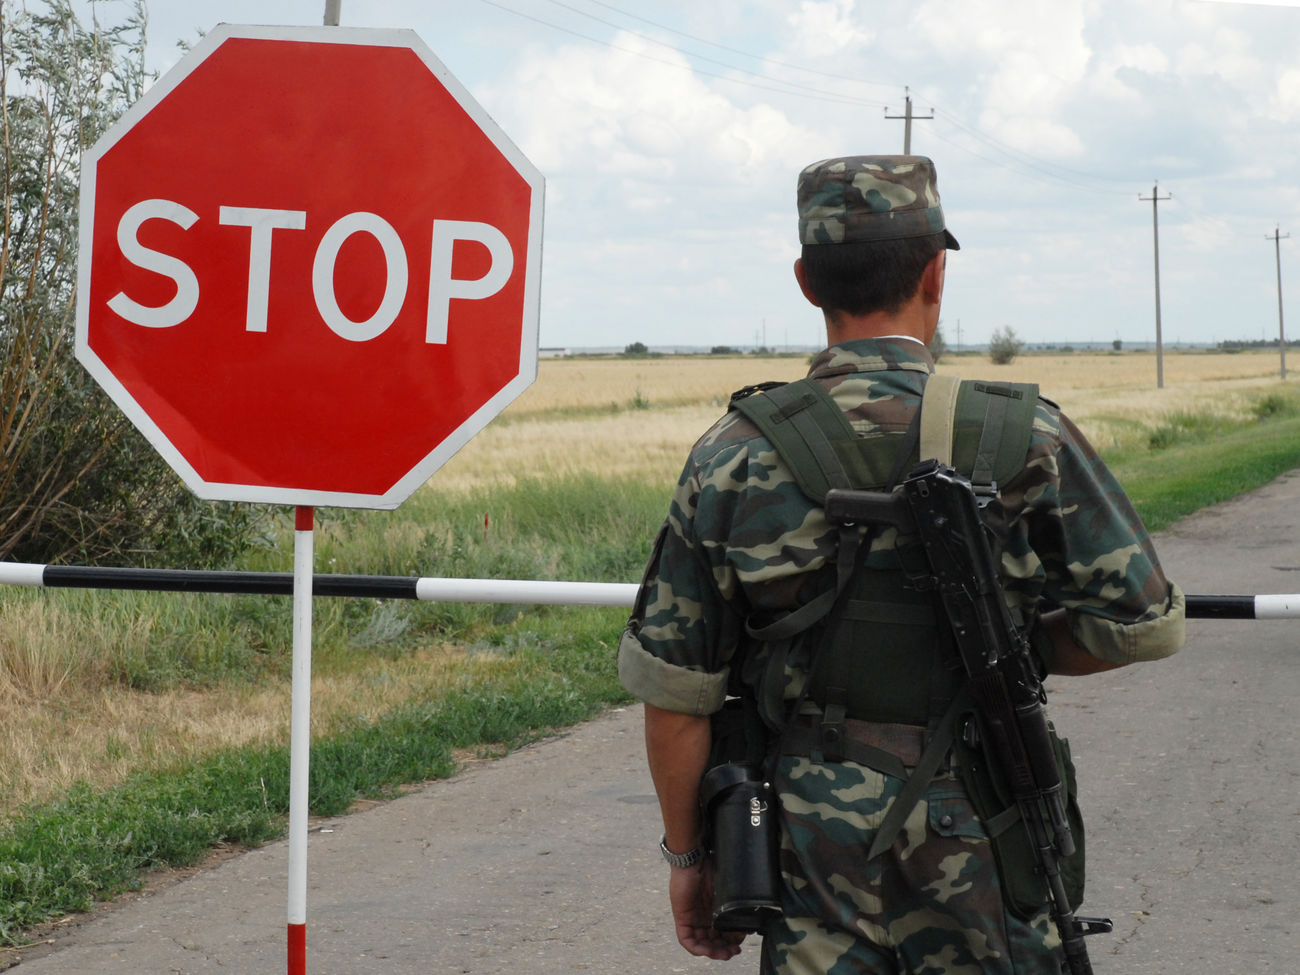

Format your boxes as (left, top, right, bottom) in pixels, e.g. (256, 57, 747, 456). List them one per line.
(760, 755, 1064, 975)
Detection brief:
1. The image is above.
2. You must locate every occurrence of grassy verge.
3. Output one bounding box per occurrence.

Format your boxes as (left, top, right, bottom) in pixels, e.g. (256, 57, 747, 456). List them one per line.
(0, 603, 632, 943)
(1106, 405, 1300, 533)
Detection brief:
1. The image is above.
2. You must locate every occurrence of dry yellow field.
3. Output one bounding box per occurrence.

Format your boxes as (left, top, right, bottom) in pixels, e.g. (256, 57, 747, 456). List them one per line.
(432, 350, 1293, 491)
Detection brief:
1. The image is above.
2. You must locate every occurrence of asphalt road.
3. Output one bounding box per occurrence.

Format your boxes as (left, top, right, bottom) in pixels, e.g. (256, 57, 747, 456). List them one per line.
(7, 471, 1300, 974)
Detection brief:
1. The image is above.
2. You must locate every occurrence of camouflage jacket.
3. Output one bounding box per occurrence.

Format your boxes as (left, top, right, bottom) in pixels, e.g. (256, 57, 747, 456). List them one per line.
(617, 337, 1185, 716)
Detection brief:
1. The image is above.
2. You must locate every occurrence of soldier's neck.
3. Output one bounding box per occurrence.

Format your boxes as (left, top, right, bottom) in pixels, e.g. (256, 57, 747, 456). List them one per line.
(824, 300, 933, 348)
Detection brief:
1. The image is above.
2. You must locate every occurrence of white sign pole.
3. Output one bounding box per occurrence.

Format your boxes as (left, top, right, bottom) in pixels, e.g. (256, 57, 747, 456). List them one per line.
(287, 506, 314, 974)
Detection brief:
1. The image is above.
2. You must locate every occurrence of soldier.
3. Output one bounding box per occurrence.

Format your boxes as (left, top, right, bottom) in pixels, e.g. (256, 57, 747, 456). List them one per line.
(617, 155, 1186, 973)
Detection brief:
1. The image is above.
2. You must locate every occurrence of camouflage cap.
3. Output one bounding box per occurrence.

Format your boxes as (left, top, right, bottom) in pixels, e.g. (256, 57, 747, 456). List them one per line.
(797, 155, 960, 249)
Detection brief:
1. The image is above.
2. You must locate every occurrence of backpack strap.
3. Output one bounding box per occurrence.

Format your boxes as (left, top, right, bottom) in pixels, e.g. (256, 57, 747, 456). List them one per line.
(919, 373, 961, 466)
(732, 378, 921, 502)
(731, 379, 865, 500)
(732, 379, 921, 732)
(952, 380, 1039, 491)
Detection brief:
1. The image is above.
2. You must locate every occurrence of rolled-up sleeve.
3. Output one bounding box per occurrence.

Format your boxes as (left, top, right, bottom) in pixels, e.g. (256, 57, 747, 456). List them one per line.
(1004, 406, 1186, 666)
(1071, 580, 1185, 664)
(617, 450, 746, 715)
(616, 625, 730, 715)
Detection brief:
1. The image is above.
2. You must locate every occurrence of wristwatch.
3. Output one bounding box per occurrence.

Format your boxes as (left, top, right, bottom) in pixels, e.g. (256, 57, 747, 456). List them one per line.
(659, 834, 703, 868)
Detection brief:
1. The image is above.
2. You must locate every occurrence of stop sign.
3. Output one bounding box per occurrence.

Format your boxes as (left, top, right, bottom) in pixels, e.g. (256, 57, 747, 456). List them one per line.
(75, 25, 543, 509)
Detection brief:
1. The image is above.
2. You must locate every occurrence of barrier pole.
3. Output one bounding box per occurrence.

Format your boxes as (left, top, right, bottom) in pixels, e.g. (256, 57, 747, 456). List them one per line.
(287, 506, 314, 975)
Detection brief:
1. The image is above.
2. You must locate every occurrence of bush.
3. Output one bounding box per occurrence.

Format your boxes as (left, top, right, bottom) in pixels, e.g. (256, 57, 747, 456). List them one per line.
(0, 1, 267, 568)
(988, 326, 1024, 365)
(1252, 391, 1300, 420)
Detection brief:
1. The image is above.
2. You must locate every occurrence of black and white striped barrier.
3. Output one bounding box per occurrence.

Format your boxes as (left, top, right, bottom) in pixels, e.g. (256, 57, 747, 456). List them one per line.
(1183, 594, 1300, 620)
(1, 562, 1298, 619)
(0, 562, 639, 607)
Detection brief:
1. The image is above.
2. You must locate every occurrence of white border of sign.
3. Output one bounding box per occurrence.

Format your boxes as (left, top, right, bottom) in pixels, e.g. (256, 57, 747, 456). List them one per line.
(75, 24, 544, 511)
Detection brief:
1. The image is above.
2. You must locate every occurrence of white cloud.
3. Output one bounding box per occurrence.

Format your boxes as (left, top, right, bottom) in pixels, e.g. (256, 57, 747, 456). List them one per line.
(485, 32, 814, 186)
(1173, 26, 1267, 89)
(785, 0, 874, 58)
(1090, 42, 1170, 101)
(910, 0, 1092, 156)
(1270, 66, 1300, 120)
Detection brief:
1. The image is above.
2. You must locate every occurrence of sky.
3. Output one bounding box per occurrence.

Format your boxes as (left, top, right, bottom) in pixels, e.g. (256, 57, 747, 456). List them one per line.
(69, 0, 1300, 351)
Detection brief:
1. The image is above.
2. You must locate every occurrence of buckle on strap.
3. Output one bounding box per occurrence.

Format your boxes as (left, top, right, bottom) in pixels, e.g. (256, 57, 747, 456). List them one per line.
(818, 689, 848, 764)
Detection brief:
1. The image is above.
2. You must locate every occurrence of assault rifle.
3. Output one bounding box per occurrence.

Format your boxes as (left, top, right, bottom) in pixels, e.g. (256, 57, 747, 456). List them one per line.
(824, 459, 1112, 975)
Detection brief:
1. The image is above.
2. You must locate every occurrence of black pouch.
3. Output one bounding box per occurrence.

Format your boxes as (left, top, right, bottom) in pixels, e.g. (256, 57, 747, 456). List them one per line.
(703, 699, 783, 932)
(953, 715, 1086, 920)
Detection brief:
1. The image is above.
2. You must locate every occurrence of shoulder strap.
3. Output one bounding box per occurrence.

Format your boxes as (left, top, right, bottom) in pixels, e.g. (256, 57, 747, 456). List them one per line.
(731, 379, 863, 502)
(732, 378, 920, 503)
(919, 373, 961, 465)
(733, 379, 920, 732)
(957, 380, 1038, 488)
(920, 375, 1040, 490)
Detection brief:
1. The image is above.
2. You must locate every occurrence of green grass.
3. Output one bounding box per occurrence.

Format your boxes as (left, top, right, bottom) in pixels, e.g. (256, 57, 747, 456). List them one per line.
(0, 606, 631, 943)
(1107, 412, 1300, 532)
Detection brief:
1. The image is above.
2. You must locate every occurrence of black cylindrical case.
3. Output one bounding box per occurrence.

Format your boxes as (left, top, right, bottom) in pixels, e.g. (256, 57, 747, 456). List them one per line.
(701, 762, 783, 932)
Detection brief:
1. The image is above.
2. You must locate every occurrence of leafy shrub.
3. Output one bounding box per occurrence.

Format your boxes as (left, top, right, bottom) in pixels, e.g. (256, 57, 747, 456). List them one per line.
(0, 1, 267, 568)
(988, 326, 1024, 365)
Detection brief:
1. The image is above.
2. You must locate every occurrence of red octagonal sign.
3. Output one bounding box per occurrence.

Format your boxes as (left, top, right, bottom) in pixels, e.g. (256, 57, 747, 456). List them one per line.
(76, 25, 544, 509)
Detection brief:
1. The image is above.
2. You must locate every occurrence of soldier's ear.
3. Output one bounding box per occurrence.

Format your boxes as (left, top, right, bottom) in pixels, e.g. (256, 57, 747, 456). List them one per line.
(793, 258, 822, 307)
(919, 249, 946, 305)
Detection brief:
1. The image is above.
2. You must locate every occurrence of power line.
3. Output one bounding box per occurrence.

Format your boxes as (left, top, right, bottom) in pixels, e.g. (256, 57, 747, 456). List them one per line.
(471, 0, 1186, 199)
(475, 0, 889, 109)
(576, 0, 899, 90)
(928, 107, 1135, 194)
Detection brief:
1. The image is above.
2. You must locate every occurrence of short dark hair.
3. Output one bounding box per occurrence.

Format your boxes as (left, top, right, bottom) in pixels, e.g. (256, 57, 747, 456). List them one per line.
(800, 232, 947, 317)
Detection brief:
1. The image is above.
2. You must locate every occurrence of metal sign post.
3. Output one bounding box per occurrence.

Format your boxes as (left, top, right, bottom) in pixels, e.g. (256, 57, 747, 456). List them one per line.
(287, 507, 314, 974)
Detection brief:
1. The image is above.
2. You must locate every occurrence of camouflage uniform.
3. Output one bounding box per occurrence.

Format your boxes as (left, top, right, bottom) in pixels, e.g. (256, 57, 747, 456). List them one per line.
(619, 158, 1185, 974)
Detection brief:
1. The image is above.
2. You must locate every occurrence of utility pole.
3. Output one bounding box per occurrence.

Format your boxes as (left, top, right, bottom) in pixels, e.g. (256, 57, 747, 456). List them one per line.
(885, 87, 934, 154)
(1269, 226, 1290, 380)
(1139, 182, 1171, 388)
(324, 0, 341, 25)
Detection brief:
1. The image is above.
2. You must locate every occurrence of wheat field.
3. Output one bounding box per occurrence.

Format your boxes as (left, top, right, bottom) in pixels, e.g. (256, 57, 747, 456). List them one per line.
(432, 350, 1292, 491)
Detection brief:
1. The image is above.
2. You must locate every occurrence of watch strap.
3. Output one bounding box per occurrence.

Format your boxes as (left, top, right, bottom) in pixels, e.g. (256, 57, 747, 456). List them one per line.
(659, 834, 703, 868)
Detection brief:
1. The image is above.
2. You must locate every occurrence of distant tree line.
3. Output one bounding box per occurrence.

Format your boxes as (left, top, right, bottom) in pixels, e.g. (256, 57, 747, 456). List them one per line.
(1217, 338, 1300, 350)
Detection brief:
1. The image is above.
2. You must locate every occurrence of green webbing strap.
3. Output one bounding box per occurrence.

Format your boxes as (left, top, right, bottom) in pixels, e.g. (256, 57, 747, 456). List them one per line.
(951, 381, 1040, 489)
(732, 381, 861, 500)
(866, 686, 973, 861)
(732, 378, 915, 501)
(746, 523, 859, 643)
(921, 376, 1040, 489)
(972, 384, 1010, 487)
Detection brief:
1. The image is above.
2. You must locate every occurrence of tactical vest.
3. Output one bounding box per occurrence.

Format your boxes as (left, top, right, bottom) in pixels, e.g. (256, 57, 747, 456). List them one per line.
(729, 373, 1039, 732)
